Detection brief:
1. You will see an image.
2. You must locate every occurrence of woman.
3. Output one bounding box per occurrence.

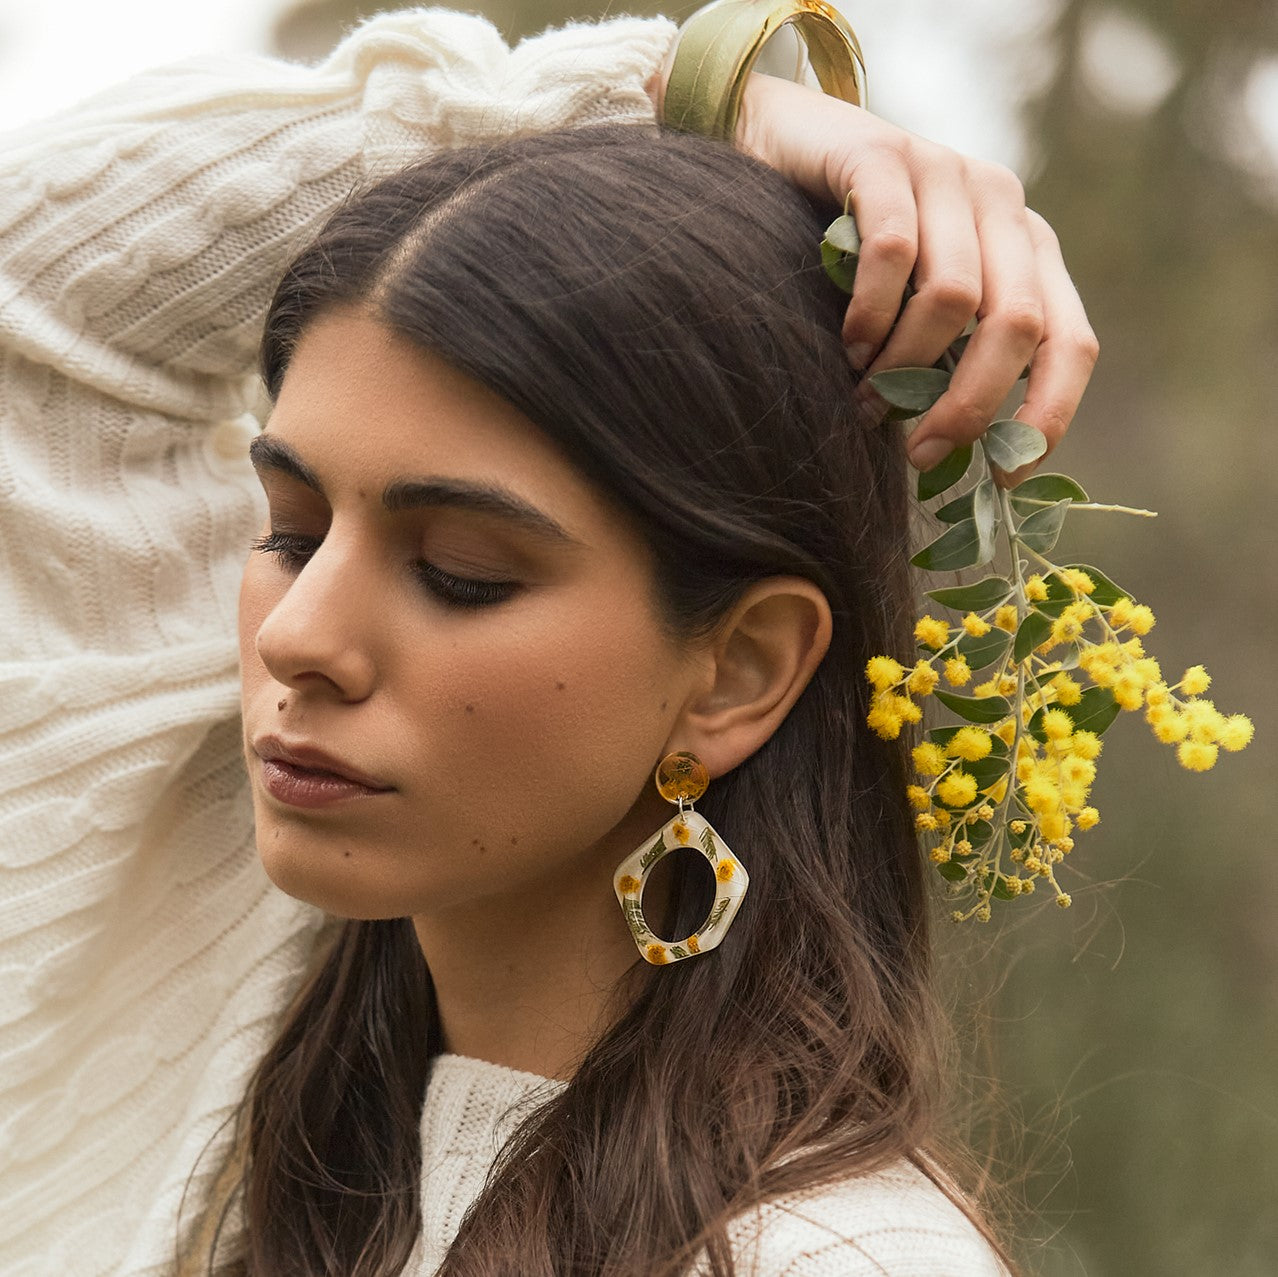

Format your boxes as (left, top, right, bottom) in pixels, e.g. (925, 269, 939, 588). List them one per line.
(0, 8, 1093, 1276)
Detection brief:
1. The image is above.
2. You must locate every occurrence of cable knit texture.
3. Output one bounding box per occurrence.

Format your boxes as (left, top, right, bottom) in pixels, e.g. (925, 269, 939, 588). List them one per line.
(0, 9, 1002, 1274)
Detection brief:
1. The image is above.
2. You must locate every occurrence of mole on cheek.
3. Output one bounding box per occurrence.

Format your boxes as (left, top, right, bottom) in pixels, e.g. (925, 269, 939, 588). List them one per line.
(555, 681, 566, 691)
(465, 704, 475, 714)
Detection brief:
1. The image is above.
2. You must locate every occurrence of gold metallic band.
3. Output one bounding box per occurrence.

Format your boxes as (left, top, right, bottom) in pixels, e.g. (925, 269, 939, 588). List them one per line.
(662, 0, 868, 142)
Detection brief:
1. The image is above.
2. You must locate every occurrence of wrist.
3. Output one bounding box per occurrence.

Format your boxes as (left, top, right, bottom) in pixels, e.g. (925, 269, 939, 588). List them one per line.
(646, 29, 681, 119)
(660, 0, 866, 142)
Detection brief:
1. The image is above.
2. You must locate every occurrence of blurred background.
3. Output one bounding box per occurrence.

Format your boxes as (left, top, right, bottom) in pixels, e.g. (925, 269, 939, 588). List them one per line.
(1, 0, 1274, 1272)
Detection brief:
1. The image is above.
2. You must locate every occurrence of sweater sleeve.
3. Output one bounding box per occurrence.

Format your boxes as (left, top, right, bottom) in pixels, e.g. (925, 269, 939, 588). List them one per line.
(724, 1160, 1009, 1277)
(0, 12, 676, 1277)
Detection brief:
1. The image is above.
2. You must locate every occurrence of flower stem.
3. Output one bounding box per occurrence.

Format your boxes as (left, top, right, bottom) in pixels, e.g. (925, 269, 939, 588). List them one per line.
(1013, 498, 1157, 518)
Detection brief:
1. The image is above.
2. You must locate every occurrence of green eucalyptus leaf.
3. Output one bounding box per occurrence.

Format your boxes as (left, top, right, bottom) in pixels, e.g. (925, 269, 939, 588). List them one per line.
(824, 213, 862, 256)
(1040, 646, 1082, 672)
(983, 419, 1048, 472)
(933, 691, 1012, 724)
(1061, 564, 1132, 607)
(911, 516, 986, 571)
(934, 490, 974, 524)
(936, 860, 968, 882)
(820, 239, 858, 294)
(957, 627, 1012, 671)
(965, 819, 995, 847)
(1027, 686, 1120, 744)
(1013, 610, 1055, 662)
(1016, 499, 1071, 555)
(1065, 686, 1123, 736)
(1023, 572, 1074, 618)
(972, 478, 1000, 560)
(926, 576, 1013, 611)
(964, 755, 1011, 789)
(917, 442, 973, 501)
(870, 367, 952, 417)
(987, 874, 1017, 901)
(1010, 472, 1088, 515)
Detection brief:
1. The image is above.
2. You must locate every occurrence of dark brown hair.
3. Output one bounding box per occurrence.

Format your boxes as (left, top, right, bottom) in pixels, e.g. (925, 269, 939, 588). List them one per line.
(187, 124, 1011, 1276)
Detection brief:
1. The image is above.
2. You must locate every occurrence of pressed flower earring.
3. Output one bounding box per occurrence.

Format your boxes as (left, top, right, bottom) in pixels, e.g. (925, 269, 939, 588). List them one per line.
(613, 751, 749, 965)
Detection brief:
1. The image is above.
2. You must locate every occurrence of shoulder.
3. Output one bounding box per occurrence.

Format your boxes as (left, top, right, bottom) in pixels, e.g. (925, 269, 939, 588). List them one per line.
(725, 1157, 1008, 1277)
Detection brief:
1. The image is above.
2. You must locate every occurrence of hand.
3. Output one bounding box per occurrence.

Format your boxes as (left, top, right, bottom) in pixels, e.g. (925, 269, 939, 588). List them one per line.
(734, 73, 1099, 483)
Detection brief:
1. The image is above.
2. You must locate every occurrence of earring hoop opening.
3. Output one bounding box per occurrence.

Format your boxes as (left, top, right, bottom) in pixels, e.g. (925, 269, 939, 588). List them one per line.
(613, 809, 749, 965)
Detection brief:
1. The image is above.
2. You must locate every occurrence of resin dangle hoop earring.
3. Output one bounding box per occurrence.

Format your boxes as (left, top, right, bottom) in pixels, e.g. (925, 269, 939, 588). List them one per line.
(613, 751, 750, 965)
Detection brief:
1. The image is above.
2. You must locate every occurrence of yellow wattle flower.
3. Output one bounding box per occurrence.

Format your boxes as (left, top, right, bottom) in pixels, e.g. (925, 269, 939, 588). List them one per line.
(1023, 777, 1060, 815)
(906, 784, 933, 810)
(907, 660, 940, 695)
(994, 604, 1019, 632)
(1219, 715, 1254, 752)
(912, 742, 946, 776)
(937, 771, 978, 807)
(1128, 604, 1156, 635)
(1180, 665, 1211, 695)
(1177, 740, 1218, 771)
(1152, 714, 1189, 745)
(1060, 568, 1096, 594)
(1041, 709, 1073, 741)
(866, 655, 905, 692)
(1051, 674, 1083, 706)
(914, 615, 951, 650)
(962, 612, 991, 637)
(946, 727, 993, 762)
(944, 657, 972, 687)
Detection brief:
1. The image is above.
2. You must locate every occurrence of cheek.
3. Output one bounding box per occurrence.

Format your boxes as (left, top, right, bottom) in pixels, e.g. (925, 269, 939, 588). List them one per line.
(411, 586, 683, 857)
(237, 557, 279, 699)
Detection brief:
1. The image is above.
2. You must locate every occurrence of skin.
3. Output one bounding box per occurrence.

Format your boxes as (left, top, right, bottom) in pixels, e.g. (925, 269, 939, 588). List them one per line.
(649, 71, 1100, 480)
(238, 308, 831, 1080)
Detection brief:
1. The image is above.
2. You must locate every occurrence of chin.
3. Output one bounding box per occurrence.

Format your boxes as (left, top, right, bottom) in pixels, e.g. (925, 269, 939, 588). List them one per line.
(255, 827, 416, 921)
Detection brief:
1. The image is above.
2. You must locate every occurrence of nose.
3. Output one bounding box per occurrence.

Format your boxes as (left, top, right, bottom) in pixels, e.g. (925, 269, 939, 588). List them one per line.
(253, 534, 379, 703)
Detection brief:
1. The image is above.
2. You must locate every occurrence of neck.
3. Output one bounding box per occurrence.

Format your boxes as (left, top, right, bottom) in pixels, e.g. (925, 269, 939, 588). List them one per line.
(412, 818, 666, 1081)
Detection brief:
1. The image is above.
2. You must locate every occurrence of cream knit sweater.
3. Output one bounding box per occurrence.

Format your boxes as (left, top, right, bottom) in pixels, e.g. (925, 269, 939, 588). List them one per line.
(0, 8, 1004, 1274)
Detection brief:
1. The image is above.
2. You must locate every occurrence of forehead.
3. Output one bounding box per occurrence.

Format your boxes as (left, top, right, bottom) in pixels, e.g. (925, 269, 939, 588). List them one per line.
(266, 307, 618, 541)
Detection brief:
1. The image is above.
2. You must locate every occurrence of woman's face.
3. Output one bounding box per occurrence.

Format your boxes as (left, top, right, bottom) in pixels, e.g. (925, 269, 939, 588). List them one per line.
(238, 307, 705, 921)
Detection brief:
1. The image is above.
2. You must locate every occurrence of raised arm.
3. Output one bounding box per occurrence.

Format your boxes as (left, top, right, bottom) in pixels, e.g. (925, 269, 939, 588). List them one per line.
(0, 13, 675, 1273)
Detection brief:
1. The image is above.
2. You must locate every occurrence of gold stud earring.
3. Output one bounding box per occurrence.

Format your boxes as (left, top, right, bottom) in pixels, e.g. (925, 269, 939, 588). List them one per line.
(613, 751, 749, 965)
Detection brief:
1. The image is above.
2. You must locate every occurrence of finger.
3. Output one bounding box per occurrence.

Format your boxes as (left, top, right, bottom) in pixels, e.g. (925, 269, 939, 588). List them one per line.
(905, 180, 1043, 471)
(839, 150, 919, 368)
(865, 162, 982, 375)
(995, 212, 1100, 485)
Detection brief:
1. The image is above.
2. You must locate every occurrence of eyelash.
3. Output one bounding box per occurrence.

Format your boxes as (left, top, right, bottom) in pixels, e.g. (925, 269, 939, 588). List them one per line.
(248, 532, 519, 609)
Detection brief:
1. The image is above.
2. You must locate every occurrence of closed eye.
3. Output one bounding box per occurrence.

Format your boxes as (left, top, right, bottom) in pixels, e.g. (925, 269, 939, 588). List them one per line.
(249, 532, 519, 609)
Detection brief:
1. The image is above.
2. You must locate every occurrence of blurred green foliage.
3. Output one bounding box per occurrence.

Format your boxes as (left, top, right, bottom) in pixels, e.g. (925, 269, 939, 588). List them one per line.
(272, 2, 1276, 1272)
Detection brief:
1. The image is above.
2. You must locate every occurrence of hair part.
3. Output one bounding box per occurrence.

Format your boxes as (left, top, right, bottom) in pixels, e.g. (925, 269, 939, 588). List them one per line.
(188, 124, 1015, 1276)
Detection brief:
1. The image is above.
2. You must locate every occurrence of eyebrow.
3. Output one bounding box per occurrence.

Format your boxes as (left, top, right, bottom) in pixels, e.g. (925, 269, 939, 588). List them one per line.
(248, 433, 577, 544)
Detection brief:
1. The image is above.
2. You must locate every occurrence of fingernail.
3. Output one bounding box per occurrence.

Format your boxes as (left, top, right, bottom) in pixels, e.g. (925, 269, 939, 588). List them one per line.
(846, 341, 874, 370)
(908, 436, 954, 472)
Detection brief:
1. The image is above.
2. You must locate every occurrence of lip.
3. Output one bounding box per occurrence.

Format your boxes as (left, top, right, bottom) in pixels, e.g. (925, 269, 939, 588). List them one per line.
(249, 736, 388, 792)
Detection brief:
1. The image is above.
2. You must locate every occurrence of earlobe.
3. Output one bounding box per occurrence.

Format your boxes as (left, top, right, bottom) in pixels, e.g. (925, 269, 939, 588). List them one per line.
(676, 577, 833, 777)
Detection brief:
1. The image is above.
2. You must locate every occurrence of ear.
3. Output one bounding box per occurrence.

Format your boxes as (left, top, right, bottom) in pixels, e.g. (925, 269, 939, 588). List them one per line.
(670, 577, 833, 779)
